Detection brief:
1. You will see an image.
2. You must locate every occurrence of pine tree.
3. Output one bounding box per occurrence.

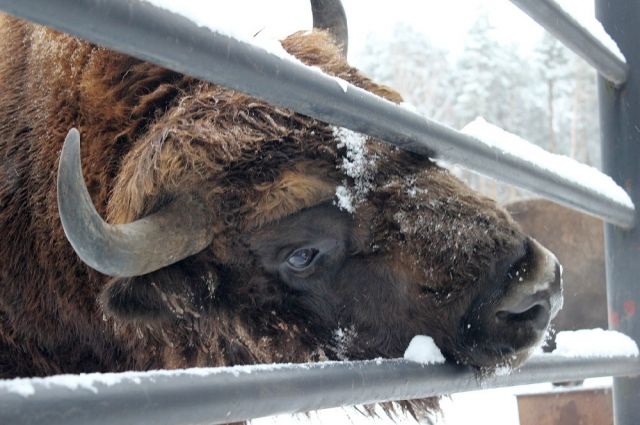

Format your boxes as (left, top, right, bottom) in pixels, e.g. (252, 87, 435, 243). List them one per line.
(535, 32, 571, 153)
(355, 23, 454, 123)
(452, 11, 502, 128)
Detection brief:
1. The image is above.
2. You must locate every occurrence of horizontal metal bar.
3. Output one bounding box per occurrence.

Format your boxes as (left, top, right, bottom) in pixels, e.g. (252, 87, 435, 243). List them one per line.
(1, 354, 638, 425)
(510, 0, 629, 85)
(0, 0, 634, 227)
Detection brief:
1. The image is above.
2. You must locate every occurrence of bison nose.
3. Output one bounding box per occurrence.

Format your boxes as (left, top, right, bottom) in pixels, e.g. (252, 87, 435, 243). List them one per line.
(460, 238, 563, 366)
(493, 238, 563, 341)
(495, 291, 552, 331)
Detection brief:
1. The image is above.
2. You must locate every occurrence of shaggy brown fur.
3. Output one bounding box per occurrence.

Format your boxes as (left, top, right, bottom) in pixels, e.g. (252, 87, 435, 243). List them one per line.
(0, 13, 557, 420)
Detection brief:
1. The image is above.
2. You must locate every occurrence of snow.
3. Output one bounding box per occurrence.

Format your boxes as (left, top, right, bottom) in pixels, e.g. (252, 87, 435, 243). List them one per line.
(332, 76, 349, 93)
(331, 326, 358, 360)
(513, 376, 612, 396)
(461, 117, 634, 210)
(332, 127, 377, 212)
(2, 336, 630, 425)
(5, 380, 35, 397)
(0, 363, 313, 398)
(334, 185, 355, 213)
(399, 102, 419, 114)
(554, 0, 626, 63)
(143, 0, 355, 95)
(254, 404, 434, 425)
(334, 127, 371, 181)
(553, 328, 639, 358)
(5, 2, 630, 423)
(403, 335, 446, 365)
(255, 377, 615, 425)
(143, 0, 291, 60)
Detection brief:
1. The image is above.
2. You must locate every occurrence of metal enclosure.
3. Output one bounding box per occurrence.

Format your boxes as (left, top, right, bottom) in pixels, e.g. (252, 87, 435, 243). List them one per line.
(597, 1, 640, 424)
(0, 0, 637, 424)
(509, 0, 628, 85)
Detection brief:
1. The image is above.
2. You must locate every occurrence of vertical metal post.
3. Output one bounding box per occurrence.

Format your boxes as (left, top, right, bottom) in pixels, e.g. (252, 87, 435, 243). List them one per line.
(597, 2, 640, 425)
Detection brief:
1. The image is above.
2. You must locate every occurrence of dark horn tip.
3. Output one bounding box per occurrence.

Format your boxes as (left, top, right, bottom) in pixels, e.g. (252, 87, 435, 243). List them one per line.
(310, 0, 349, 56)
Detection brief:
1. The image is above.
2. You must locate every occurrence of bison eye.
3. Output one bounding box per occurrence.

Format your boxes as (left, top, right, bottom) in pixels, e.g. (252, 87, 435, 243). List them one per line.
(287, 248, 318, 269)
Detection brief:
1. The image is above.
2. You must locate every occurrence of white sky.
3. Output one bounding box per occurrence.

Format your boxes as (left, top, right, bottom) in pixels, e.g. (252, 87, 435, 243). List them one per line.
(160, 0, 595, 61)
(344, 0, 595, 57)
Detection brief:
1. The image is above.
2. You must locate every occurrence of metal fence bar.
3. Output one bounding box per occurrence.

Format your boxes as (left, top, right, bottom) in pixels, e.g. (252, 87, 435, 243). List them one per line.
(0, 1, 637, 423)
(0, 0, 634, 227)
(509, 0, 629, 85)
(1, 355, 639, 425)
(597, 1, 640, 425)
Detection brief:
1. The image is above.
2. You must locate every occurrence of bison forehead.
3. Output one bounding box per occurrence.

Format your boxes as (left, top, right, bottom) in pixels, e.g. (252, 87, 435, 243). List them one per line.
(102, 30, 408, 226)
(347, 169, 526, 297)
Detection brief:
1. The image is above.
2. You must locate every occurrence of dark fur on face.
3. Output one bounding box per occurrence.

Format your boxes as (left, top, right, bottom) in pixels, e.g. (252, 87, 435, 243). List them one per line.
(0, 15, 559, 422)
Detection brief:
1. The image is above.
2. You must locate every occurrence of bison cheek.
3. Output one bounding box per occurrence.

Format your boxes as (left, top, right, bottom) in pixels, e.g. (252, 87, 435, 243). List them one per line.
(100, 263, 218, 322)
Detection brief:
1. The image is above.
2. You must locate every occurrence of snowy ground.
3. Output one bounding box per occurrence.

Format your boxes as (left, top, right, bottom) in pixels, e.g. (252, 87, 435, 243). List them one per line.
(254, 378, 612, 425)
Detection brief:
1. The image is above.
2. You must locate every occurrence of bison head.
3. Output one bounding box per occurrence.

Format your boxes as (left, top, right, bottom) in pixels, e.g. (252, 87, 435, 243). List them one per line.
(57, 0, 561, 372)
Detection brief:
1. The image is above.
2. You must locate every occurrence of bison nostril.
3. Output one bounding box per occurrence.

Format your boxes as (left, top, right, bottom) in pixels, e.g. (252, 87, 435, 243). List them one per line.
(492, 238, 534, 286)
(496, 298, 551, 330)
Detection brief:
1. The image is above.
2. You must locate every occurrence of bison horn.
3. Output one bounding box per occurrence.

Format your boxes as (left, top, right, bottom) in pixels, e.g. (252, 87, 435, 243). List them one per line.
(311, 0, 349, 56)
(57, 129, 214, 278)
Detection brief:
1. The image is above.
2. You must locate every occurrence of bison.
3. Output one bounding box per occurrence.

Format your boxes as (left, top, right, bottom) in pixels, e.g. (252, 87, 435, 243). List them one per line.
(0, 0, 561, 398)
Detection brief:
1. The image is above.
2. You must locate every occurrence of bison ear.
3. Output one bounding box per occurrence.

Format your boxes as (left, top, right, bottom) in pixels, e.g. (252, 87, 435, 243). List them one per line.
(100, 262, 219, 322)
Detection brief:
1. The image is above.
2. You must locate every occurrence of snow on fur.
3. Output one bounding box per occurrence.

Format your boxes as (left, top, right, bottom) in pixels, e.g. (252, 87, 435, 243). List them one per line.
(332, 326, 358, 360)
(335, 185, 355, 213)
(332, 127, 377, 212)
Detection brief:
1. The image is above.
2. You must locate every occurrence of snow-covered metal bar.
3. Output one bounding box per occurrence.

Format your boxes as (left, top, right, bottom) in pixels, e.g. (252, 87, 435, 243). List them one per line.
(1, 355, 639, 425)
(0, 0, 634, 227)
(509, 0, 628, 85)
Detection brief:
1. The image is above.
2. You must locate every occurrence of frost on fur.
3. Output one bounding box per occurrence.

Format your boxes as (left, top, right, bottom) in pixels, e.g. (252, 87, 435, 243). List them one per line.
(331, 326, 358, 360)
(332, 127, 377, 212)
(335, 185, 355, 213)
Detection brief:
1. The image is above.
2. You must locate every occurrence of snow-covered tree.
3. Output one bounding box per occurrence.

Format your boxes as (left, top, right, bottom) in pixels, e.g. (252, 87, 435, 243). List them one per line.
(452, 11, 503, 127)
(354, 13, 602, 204)
(355, 23, 455, 122)
(565, 55, 601, 167)
(536, 32, 572, 153)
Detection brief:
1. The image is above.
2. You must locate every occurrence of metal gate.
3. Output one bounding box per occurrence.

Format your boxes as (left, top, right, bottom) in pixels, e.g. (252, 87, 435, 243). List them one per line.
(0, 0, 637, 424)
